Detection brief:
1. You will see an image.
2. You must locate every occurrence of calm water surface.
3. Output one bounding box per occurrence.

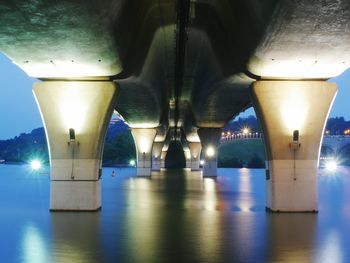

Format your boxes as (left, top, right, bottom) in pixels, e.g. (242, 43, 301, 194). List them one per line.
(0, 165, 350, 263)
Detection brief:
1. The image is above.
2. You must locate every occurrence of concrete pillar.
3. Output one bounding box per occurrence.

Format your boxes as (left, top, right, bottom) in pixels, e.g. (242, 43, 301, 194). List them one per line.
(188, 142, 201, 171)
(198, 129, 221, 177)
(251, 81, 337, 212)
(33, 81, 118, 211)
(160, 151, 167, 168)
(131, 128, 157, 176)
(152, 142, 164, 171)
(184, 148, 191, 169)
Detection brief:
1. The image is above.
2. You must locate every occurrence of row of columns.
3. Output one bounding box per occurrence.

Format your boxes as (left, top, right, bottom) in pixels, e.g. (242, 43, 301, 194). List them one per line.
(33, 80, 337, 212)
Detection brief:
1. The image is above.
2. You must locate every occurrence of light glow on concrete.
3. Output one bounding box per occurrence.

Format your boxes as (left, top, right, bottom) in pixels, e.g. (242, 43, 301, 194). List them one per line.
(139, 137, 152, 154)
(59, 88, 88, 133)
(281, 93, 307, 133)
(248, 58, 349, 80)
(206, 146, 215, 157)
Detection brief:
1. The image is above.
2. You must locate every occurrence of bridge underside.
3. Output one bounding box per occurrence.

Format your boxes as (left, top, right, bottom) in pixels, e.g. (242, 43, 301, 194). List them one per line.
(0, 0, 349, 211)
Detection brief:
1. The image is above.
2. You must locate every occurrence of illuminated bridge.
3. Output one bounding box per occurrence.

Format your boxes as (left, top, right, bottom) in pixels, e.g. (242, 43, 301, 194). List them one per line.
(0, 1, 349, 212)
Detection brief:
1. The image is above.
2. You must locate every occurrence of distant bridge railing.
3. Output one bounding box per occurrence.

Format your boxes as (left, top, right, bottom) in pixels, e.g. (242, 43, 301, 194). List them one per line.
(220, 133, 350, 143)
(220, 132, 263, 143)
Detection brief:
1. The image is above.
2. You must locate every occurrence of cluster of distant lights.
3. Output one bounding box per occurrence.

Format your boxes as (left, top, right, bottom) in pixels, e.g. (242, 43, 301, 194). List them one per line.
(325, 129, 350, 135)
(221, 127, 262, 140)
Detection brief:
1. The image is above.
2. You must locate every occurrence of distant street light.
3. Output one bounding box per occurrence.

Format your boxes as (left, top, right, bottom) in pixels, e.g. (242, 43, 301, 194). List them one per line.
(242, 127, 250, 137)
(325, 160, 337, 172)
(30, 160, 42, 170)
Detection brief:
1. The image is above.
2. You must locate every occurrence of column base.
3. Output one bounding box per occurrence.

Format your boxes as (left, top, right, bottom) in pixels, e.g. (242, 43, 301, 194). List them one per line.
(50, 180, 101, 211)
(203, 161, 217, 177)
(266, 160, 317, 212)
(152, 160, 161, 171)
(137, 167, 152, 176)
(265, 207, 318, 213)
(191, 160, 200, 171)
(51, 159, 101, 180)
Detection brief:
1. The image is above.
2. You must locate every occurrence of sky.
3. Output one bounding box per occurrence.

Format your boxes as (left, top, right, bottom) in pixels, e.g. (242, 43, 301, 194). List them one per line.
(0, 53, 350, 139)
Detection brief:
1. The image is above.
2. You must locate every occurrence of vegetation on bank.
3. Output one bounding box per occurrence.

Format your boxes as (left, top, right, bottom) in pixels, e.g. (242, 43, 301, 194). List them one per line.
(218, 140, 266, 168)
(0, 121, 136, 165)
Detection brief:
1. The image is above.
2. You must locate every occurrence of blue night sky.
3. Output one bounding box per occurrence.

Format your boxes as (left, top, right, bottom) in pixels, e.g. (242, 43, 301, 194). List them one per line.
(0, 53, 350, 140)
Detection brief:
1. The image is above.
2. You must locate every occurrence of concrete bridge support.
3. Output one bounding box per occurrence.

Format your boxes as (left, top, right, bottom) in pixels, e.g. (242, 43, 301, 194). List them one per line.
(251, 81, 337, 212)
(188, 142, 201, 171)
(33, 81, 118, 211)
(198, 129, 221, 177)
(152, 142, 164, 171)
(131, 128, 157, 176)
(160, 150, 167, 169)
(184, 148, 192, 169)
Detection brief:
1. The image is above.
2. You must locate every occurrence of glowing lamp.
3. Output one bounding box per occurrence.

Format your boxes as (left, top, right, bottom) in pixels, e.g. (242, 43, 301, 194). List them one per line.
(206, 146, 215, 157)
(200, 160, 205, 165)
(325, 160, 337, 172)
(30, 160, 42, 170)
(129, 160, 136, 166)
(69, 128, 76, 141)
(293, 130, 299, 142)
(242, 128, 249, 135)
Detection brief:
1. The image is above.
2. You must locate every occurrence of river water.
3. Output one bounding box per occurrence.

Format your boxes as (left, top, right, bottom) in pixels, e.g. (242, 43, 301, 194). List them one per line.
(0, 165, 349, 263)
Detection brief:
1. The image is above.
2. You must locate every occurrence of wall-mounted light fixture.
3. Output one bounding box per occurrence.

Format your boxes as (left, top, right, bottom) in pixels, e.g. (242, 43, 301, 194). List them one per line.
(68, 128, 79, 146)
(69, 128, 76, 142)
(290, 130, 301, 150)
(67, 128, 79, 180)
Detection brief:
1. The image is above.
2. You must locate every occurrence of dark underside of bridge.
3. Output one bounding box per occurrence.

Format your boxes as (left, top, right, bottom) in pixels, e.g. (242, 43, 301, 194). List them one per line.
(114, 0, 260, 141)
(1, 0, 350, 165)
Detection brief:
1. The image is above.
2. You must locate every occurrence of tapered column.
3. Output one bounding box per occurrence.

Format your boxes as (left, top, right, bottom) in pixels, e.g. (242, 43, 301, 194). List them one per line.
(184, 148, 191, 169)
(152, 142, 164, 171)
(131, 128, 157, 176)
(198, 129, 221, 177)
(251, 81, 337, 212)
(160, 151, 167, 168)
(188, 142, 201, 171)
(33, 81, 118, 211)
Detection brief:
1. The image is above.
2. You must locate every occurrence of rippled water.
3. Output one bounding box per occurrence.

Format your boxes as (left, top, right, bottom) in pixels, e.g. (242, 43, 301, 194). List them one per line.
(0, 165, 350, 263)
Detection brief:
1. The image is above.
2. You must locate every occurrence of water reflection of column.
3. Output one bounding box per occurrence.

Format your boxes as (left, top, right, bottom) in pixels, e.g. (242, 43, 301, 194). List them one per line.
(126, 178, 158, 263)
(196, 177, 223, 261)
(315, 168, 350, 263)
(267, 214, 317, 262)
(238, 168, 253, 212)
(22, 224, 50, 263)
(230, 170, 267, 262)
(50, 213, 101, 263)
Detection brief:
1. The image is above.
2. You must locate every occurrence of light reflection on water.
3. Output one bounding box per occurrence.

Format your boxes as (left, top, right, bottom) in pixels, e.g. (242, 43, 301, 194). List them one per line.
(0, 165, 350, 262)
